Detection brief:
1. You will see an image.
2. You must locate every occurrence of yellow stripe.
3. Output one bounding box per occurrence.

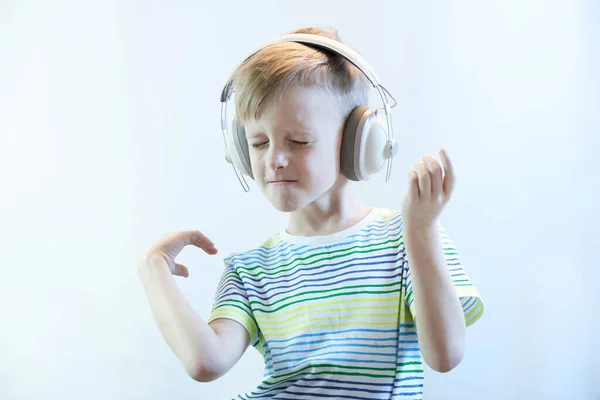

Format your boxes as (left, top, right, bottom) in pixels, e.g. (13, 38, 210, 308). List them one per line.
(209, 308, 257, 339)
(255, 296, 400, 319)
(465, 299, 484, 326)
(455, 286, 480, 298)
(259, 311, 403, 328)
(263, 321, 406, 338)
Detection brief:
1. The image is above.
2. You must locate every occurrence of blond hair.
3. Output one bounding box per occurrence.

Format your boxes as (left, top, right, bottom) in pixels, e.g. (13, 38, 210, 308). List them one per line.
(232, 27, 369, 125)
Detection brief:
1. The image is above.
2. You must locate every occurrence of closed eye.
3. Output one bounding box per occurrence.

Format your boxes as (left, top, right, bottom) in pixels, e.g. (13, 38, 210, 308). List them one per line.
(251, 140, 309, 149)
(251, 142, 268, 149)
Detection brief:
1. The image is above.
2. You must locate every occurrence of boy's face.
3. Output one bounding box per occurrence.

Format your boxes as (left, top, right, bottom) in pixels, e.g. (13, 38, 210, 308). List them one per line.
(244, 85, 347, 212)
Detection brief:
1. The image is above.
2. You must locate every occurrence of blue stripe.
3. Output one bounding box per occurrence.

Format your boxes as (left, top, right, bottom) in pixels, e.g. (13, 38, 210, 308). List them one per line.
(242, 256, 403, 292)
(266, 328, 401, 343)
(246, 269, 404, 300)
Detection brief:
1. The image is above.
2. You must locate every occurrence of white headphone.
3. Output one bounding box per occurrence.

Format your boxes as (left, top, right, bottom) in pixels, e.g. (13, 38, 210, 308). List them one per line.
(220, 33, 398, 192)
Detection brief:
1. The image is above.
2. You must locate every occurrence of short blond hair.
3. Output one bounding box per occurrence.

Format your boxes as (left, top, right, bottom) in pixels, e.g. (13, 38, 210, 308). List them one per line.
(232, 27, 369, 125)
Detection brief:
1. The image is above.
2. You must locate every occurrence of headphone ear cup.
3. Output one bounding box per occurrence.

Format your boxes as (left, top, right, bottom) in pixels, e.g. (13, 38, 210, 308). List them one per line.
(341, 106, 390, 181)
(227, 118, 254, 179)
(340, 106, 366, 181)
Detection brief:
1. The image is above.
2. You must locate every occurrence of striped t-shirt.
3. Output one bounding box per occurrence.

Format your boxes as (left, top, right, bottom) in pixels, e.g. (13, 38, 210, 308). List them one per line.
(208, 207, 484, 399)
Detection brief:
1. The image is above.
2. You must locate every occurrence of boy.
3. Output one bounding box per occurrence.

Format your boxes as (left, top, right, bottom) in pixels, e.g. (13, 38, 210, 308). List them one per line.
(138, 27, 483, 399)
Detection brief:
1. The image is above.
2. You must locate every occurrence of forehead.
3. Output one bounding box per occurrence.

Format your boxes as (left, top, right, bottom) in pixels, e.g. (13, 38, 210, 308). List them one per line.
(244, 86, 344, 135)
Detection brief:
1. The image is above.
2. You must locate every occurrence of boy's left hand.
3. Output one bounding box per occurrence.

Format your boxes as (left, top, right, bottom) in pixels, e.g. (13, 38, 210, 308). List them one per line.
(401, 148, 456, 228)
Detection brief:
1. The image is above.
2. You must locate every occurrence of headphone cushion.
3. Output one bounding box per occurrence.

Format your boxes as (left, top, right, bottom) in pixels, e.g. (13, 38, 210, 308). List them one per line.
(340, 106, 369, 181)
(232, 119, 254, 178)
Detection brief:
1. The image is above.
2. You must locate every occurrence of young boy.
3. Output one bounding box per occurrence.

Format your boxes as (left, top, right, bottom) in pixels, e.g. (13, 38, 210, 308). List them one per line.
(138, 27, 483, 399)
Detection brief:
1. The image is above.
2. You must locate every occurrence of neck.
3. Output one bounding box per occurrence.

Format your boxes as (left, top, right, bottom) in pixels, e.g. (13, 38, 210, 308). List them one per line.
(286, 178, 372, 237)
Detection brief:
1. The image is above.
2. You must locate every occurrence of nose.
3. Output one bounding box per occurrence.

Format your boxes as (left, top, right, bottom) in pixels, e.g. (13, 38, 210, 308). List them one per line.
(267, 145, 289, 170)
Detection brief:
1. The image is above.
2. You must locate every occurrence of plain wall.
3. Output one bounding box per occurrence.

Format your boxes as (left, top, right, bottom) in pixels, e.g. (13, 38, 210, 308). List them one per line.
(1, 0, 598, 399)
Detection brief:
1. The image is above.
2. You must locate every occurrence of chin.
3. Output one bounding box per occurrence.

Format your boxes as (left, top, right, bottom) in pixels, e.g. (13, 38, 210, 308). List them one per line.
(264, 192, 311, 213)
(269, 198, 303, 213)
(260, 180, 337, 213)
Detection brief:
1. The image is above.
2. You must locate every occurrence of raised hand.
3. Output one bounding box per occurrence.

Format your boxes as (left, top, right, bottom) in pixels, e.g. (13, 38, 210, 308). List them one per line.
(401, 148, 456, 228)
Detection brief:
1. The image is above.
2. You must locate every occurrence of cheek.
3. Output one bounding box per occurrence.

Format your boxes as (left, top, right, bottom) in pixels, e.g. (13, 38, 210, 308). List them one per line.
(249, 155, 264, 181)
(303, 149, 339, 177)
(249, 151, 263, 167)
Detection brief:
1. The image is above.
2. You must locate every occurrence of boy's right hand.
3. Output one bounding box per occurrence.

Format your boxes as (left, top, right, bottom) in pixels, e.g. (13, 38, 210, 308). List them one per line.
(140, 231, 219, 278)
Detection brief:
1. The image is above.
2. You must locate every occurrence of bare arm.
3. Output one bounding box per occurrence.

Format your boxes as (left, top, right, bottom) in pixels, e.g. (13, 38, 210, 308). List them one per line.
(404, 223, 465, 373)
(401, 149, 466, 373)
(137, 231, 250, 382)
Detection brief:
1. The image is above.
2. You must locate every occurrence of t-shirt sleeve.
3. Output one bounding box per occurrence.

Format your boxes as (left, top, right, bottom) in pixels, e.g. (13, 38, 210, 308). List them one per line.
(207, 259, 260, 345)
(403, 221, 484, 327)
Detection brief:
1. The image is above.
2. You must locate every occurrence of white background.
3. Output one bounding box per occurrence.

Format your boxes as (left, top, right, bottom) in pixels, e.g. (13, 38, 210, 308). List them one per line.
(1, 0, 598, 399)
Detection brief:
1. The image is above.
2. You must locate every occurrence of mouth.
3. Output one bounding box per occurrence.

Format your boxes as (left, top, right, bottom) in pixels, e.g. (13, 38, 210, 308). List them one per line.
(268, 180, 298, 184)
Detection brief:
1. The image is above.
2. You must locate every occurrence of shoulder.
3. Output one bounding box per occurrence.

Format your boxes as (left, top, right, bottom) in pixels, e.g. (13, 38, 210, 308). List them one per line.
(368, 206, 404, 230)
(224, 231, 286, 266)
(371, 206, 402, 221)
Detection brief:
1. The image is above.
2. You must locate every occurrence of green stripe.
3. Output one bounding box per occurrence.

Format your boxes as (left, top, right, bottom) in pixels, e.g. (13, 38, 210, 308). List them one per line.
(462, 296, 477, 312)
(262, 363, 398, 384)
(262, 367, 425, 386)
(217, 269, 237, 283)
(398, 361, 423, 367)
(236, 238, 402, 278)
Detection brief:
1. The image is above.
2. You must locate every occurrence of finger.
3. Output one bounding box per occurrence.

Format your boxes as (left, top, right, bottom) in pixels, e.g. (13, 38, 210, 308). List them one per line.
(423, 155, 443, 197)
(173, 263, 190, 278)
(192, 238, 218, 255)
(439, 148, 456, 197)
(179, 230, 219, 255)
(415, 161, 431, 199)
(191, 231, 217, 252)
(408, 169, 419, 199)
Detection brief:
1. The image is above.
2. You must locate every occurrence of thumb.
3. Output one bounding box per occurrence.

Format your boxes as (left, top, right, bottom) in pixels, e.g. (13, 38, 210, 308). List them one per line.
(173, 263, 190, 278)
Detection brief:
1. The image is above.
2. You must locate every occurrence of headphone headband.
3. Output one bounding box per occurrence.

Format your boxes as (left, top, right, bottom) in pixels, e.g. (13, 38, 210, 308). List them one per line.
(220, 33, 383, 103)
